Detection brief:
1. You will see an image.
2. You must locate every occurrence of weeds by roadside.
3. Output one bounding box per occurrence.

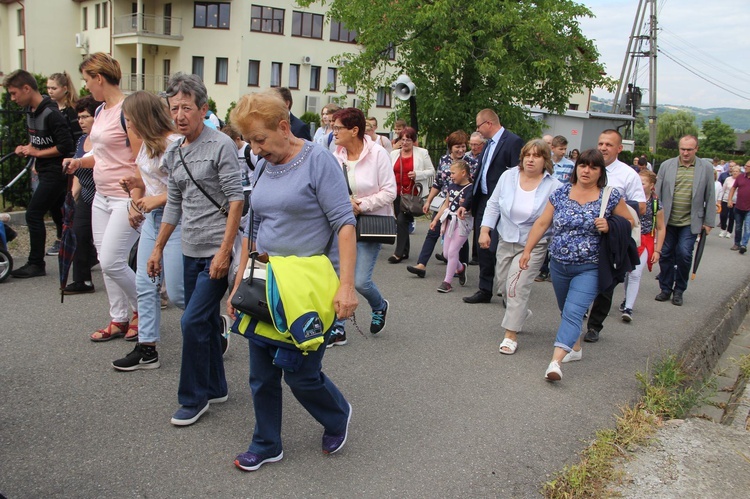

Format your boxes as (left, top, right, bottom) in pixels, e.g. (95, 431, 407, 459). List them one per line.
(735, 354, 750, 379)
(542, 353, 712, 498)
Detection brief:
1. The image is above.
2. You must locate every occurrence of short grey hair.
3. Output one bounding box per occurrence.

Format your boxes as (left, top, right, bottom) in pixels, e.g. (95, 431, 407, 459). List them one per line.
(165, 73, 208, 108)
(469, 132, 485, 142)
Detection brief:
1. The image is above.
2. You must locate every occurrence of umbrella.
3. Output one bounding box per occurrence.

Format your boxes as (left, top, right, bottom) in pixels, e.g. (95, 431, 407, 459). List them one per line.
(691, 227, 708, 280)
(58, 175, 77, 303)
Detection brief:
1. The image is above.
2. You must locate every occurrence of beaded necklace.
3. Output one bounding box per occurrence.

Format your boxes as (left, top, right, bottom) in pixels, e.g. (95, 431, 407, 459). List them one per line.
(264, 142, 312, 179)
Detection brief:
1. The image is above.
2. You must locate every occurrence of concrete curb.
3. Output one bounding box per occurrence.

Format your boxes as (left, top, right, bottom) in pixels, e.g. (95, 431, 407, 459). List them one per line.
(680, 277, 750, 379)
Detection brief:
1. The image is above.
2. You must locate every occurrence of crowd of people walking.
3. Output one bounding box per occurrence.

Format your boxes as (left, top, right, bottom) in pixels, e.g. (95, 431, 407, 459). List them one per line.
(3, 56, 726, 470)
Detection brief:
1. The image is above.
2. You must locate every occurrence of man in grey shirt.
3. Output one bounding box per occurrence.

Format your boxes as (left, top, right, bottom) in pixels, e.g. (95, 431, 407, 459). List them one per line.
(148, 74, 243, 426)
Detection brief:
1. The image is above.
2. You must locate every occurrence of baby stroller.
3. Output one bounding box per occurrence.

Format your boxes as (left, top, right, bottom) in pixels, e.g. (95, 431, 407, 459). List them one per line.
(0, 152, 33, 282)
(0, 213, 15, 282)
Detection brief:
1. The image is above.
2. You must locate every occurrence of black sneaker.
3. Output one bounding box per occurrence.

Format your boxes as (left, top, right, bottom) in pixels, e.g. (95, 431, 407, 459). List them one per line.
(327, 330, 348, 348)
(220, 314, 231, 356)
(46, 240, 60, 256)
(457, 263, 467, 286)
(621, 308, 633, 322)
(11, 263, 46, 279)
(370, 299, 389, 334)
(534, 271, 550, 282)
(618, 300, 626, 312)
(583, 328, 600, 343)
(112, 343, 160, 371)
(741, 246, 747, 255)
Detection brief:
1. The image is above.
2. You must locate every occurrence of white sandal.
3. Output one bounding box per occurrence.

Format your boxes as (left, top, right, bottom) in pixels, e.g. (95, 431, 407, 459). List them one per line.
(499, 337, 518, 355)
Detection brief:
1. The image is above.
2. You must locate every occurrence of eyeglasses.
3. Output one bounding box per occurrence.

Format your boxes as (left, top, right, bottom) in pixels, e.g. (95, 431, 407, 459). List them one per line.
(78, 114, 93, 120)
(332, 125, 350, 133)
(475, 120, 491, 131)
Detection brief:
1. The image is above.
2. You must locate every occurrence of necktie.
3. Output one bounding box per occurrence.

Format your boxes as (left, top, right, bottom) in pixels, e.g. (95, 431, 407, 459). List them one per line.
(479, 138, 494, 194)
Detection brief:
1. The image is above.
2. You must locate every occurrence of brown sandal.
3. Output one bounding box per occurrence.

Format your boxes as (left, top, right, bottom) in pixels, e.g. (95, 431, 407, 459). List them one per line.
(125, 311, 139, 341)
(90, 321, 128, 342)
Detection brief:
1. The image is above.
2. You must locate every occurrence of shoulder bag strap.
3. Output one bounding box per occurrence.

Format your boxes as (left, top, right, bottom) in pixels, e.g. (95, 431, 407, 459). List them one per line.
(177, 139, 228, 217)
(599, 185, 613, 218)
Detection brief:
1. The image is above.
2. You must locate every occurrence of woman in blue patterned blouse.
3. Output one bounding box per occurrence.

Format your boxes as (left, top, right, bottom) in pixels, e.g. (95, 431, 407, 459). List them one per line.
(519, 149, 632, 382)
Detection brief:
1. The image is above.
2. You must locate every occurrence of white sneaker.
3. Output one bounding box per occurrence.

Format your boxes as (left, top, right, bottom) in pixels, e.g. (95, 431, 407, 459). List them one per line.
(0, 213, 10, 223)
(562, 348, 582, 363)
(719, 230, 727, 238)
(545, 360, 562, 381)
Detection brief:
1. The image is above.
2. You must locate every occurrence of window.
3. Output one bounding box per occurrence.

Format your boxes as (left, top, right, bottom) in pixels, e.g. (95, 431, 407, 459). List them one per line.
(194, 2, 230, 29)
(326, 67, 337, 92)
(82, 7, 88, 30)
(216, 57, 228, 84)
(347, 85, 356, 94)
(95, 3, 101, 28)
(251, 5, 284, 34)
(292, 11, 323, 39)
(309, 65, 321, 91)
(102, 2, 108, 28)
(376, 87, 392, 108)
(568, 103, 579, 111)
(386, 43, 396, 60)
(248, 60, 260, 86)
(19, 49, 25, 70)
(330, 19, 356, 43)
(16, 9, 24, 36)
(270, 62, 282, 88)
(192, 56, 205, 81)
(164, 3, 172, 35)
(289, 64, 300, 89)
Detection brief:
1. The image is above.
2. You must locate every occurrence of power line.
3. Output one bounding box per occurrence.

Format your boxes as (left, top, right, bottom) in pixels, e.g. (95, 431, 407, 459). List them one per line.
(659, 38, 750, 88)
(658, 49, 750, 102)
(660, 27, 750, 79)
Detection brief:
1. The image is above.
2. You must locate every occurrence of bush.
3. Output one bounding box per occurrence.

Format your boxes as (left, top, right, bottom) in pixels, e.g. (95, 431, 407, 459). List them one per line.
(224, 101, 236, 125)
(299, 111, 320, 128)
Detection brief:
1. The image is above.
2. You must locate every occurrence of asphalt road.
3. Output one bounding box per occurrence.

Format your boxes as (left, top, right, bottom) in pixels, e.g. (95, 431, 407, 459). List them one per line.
(1, 221, 747, 498)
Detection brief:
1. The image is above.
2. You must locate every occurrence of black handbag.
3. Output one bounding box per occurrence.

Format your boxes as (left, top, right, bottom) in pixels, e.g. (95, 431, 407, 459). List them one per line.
(356, 214, 396, 244)
(398, 155, 424, 216)
(230, 251, 273, 324)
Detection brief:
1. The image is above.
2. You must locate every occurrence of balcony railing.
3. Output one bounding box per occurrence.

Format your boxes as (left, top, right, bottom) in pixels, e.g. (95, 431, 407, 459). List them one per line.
(114, 14, 182, 38)
(120, 73, 170, 93)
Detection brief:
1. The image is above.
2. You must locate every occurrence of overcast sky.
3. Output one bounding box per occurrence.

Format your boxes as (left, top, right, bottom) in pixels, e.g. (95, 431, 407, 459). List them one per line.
(578, 0, 750, 110)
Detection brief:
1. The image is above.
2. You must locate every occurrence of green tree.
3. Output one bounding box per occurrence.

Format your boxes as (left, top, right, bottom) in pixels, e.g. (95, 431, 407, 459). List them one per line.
(701, 117, 735, 153)
(297, 0, 613, 141)
(657, 111, 698, 149)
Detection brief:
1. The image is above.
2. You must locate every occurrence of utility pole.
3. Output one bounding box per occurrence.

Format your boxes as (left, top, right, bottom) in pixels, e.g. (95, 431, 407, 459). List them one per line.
(648, 0, 658, 153)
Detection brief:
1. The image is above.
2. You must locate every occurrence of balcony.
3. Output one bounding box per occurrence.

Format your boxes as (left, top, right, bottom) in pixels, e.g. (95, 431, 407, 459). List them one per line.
(113, 14, 183, 40)
(120, 73, 170, 93)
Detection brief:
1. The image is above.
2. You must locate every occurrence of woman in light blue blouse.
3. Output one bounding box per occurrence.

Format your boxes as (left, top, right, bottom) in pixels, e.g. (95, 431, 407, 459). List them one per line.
(480, 139, 561, 356)
(520, 149, 632, 382)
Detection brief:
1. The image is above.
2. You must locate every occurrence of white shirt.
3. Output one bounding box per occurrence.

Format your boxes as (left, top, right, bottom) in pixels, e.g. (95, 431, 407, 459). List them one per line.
(479, 127, 505, 195)
(606, 158, 646, 204)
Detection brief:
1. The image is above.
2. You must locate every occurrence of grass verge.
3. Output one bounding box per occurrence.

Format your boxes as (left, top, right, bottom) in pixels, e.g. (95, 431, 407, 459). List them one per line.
(542, 353, 710, 498)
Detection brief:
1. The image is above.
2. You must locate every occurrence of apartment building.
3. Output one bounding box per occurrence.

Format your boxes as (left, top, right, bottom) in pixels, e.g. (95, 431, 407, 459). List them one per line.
(0, 0, 396, 123)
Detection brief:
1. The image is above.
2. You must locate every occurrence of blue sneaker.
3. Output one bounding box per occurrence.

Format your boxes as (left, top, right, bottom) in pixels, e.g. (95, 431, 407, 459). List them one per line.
(234, 450, 284, 471)
(370, 299, 389, 334)
(322, 402, 352, 454)
(170, 401, 209, 426)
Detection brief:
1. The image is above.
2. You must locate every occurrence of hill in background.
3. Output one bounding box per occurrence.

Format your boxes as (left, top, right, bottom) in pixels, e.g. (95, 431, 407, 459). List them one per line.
(590, 96, 750, 132)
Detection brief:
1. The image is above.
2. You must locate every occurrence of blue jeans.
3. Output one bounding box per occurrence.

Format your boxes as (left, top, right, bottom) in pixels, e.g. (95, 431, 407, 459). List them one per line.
(550, 260, 599, 351)
(136, 209, 185, 344)
(178, 256, 228, 407)
(658, 225, 697, 294)
(246, 336, 350, 457)
(734, 209, 750, 247)
(355, 241, 386, 311)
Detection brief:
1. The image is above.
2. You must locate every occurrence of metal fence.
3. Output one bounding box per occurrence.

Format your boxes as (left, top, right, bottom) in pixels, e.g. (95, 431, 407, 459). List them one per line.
(113, 14, 183, 38)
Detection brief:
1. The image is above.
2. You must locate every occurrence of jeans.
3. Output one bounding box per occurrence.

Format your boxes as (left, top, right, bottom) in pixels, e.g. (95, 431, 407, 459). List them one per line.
(136, 209, 185, 344)
(25, 171, 66, 266)
(416, 210, 468, 265)
(550, 260, 599, 351)
(355, 241, 386, 311)
(658, 224, 697, 294)
(92, 193, 139, 323)
(394, 197, 413, 258)
(734, 209, 749, 246)
(246, 335, 350, 457)
(178, 256, 227, 408)
(720, 201, 734, 233)
(72, 198, 97, 283)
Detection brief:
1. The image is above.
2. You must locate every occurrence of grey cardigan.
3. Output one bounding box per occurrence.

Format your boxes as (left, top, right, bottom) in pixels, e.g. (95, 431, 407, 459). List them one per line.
(655, 157, 716, 234)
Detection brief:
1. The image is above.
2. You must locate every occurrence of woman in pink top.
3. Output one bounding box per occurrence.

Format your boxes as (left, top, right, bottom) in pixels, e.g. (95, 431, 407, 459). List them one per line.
(65, 53, 140, 342)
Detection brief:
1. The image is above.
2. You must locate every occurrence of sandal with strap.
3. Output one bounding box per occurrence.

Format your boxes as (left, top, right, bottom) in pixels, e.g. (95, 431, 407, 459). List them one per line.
(125, 311, 139, 341)
(499, 337, 518, 355)
(90, 321, 129, 342)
